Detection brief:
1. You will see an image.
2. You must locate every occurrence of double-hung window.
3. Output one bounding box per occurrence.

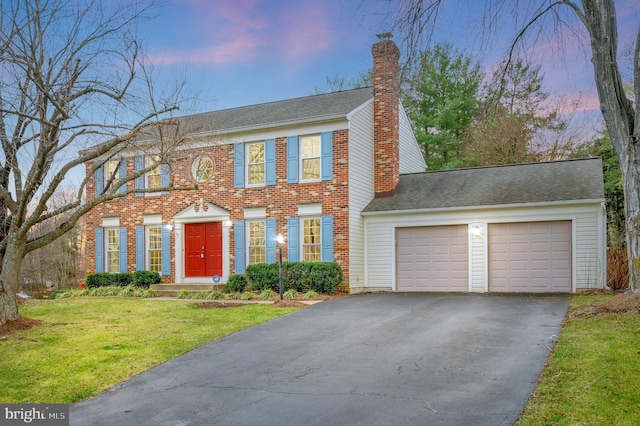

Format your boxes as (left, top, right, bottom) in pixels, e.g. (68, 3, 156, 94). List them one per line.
(300, 135, 321, 181)
(302, 217, 322, 261)
(147, 226, 162, 273)
(146, 156, 162, 190)
(247, 142, 265, 186)
(248, 220, 266, 265)
(104, 160, 120, 190)
(106, 228, 120, 273)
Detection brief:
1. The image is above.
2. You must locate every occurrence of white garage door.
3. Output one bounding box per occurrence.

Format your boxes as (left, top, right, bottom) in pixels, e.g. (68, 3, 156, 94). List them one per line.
(489, 221, 571, 293)
(396, 225, 468, 292)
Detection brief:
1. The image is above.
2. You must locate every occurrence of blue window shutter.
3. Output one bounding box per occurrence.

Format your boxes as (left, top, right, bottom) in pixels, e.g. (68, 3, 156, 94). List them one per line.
(234, 143, 245, 188)
(161, 163, 170, 195)
(234, 220, 246, 274)
(118, 159, 127, 194)
(265, 218, 276, 264)
(95, 228, 104, 273)
(321, 131, 333, 181)
(161, 225, 171, 276)
(287, 136, 299, 183)
(119, 227, 128, 273)
(94, 165, 104, 197)
(134, 156, 144, 197)
(288, 217, 299, 262)
(136, 226, 145, 271)
(265, 138, 276, 186)
(321, 215, 334, 262)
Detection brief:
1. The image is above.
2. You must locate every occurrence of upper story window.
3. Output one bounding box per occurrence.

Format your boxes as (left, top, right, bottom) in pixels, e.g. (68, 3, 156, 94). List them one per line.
(146, 156, 162, 189)
(104, 159, 120, 188)
(300, 135, 321, 181)
(247, 142, 265, 186)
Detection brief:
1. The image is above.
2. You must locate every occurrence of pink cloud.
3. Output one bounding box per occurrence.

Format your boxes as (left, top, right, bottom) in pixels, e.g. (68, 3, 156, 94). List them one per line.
(150, 0, 335, 67)
(279, 3, 333, 61)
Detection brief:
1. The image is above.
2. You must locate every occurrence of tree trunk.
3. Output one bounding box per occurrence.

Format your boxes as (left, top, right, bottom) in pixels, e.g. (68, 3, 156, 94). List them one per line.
(582, 0, 638, 289)
(0, 233, 27, 325)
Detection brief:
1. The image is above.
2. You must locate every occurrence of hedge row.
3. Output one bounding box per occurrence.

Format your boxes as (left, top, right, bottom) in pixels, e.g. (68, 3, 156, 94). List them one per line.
(242, 261, 343, 294)
(86, 271, 162, 289)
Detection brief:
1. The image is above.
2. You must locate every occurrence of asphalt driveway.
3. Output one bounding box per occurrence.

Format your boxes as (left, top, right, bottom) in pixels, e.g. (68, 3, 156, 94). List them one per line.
(70, 293, 569, 426)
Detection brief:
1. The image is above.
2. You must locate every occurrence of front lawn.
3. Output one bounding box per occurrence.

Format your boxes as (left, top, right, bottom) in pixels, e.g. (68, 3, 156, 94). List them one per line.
(0, 298, 297, 404)
(517, 293, 640, 425)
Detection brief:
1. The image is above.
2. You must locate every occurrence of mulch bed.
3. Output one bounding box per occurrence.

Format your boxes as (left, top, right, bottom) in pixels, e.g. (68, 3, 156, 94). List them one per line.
(0, 316, 43, 337)
(568, 292, 640, 319)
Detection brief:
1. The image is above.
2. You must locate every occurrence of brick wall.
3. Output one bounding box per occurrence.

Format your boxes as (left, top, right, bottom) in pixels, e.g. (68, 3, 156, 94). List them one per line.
(372, 37, 400, 197)
(85, 129, 351, 287)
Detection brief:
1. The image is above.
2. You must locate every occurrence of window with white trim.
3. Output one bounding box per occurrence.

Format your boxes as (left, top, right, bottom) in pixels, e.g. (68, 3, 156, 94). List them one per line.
(302, 217, 321, 261)
(146, 156, 162, 189)
(300, 134, 321, 181)
(106, 228, 120, 273)
(104, 159, 120, 189)
(247, 142, 265, 185)
(248, 220, 266, 265)
(147, 226, 162, 273)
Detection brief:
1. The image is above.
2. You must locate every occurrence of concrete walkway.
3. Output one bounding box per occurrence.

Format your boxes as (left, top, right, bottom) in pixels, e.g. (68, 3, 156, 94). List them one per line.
(70, 293, 569, 425)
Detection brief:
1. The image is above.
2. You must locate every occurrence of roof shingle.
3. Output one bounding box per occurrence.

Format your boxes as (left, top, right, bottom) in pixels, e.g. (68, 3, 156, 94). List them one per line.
(362, 158, 605, 213)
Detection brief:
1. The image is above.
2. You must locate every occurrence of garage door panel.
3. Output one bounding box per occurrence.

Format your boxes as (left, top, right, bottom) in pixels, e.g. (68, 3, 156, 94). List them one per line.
(489, 222, 571, 293)
(396, 225, 468, 292)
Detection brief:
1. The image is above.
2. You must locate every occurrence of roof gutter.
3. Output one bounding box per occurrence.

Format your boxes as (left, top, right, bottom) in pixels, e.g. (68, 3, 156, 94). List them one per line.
(360, 198, 607, 216)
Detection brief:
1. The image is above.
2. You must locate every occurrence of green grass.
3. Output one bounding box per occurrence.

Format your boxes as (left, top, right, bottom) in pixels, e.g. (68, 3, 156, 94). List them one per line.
(517, 294, 640, 425)
(0, 298, 296, 404)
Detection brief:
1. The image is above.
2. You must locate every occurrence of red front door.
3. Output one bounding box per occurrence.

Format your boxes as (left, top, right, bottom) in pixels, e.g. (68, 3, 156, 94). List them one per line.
(185, 222, 222, 277)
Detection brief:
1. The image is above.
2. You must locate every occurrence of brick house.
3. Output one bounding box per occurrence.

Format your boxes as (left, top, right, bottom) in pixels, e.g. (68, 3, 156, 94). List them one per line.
(84, 37, 425, 291)
(85, 37, 606, 294)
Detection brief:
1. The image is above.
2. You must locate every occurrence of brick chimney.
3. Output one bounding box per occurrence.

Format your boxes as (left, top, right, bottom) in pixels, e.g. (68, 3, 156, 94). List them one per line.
(372, 34, 400, 198)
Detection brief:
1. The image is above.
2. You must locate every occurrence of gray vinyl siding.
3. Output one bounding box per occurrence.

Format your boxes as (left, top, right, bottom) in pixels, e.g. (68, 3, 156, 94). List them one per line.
(347, 100, 375, 291)
(399, 105, 426, 174)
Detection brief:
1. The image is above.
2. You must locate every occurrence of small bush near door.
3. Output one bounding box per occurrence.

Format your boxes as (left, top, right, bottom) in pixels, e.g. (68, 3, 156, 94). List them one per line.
(86, 271, 161, 289)
(226, 274, 248, 293)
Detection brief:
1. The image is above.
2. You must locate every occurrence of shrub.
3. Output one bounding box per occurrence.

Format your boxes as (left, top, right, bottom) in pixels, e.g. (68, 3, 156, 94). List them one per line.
(226, 274, 247, 293)
(607, 248, 629, 290)
(176, 290, 192, 299)
(205, 291, 223, 300)
(283, 289, 297, 300)
(131, 271, 161, 288)
(259, 289, 276, 300)
(48, 289, 71, 299)
(246, 263, 278, 291)
(86, 272, 131, 288)
(240, 292, 255, 300)
(246, 262, 342, 294)
(304, 290, 319, 299)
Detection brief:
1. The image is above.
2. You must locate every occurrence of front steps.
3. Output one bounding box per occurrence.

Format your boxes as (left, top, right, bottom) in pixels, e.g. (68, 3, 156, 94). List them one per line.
(150, 283, 226, 297)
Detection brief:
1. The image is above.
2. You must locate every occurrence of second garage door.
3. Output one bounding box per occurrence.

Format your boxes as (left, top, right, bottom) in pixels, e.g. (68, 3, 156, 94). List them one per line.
(489, 221, 572, 293)
(396, 225, 468, 292)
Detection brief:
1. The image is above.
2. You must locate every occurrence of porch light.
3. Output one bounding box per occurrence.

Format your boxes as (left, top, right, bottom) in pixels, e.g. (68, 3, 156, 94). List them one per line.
(471, 224, 483, 237)
(223, 220, 233, 228)
(276, 234, 285, 299)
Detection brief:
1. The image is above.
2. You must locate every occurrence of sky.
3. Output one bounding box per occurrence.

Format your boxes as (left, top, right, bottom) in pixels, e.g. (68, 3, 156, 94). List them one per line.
(135, 0, 638, 143)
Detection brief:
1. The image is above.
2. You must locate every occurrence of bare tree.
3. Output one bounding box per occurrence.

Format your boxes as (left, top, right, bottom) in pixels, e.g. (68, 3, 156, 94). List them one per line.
(0, 0, 192, 325)
(372, 0, 639, 290)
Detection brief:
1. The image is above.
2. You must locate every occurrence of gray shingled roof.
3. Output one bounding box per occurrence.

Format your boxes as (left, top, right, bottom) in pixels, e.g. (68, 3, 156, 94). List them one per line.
(362, 158, 605, 213)
(168, 87, 373, 137)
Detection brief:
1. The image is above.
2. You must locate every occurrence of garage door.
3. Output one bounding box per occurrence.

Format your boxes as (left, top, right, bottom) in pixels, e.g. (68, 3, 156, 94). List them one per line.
(396, 225, 468, 292)
(489, 221, 571, 293)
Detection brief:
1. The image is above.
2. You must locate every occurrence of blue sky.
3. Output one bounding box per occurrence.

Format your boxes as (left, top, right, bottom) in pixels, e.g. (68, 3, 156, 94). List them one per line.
(139, 0, 638, 140)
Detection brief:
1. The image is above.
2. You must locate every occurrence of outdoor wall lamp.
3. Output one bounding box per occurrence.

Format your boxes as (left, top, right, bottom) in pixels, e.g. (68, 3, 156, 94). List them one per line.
(276, 234, 285, 300)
